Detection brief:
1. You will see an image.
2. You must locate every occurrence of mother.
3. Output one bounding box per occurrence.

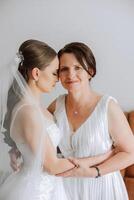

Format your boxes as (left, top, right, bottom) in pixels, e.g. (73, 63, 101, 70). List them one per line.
(48, 42, 134, 200)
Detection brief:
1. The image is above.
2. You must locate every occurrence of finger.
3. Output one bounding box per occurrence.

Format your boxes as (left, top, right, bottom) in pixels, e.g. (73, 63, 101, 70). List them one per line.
(69, 158, 79, 167)
(56, 168, 75, 177)
(62, 172, 73, 177)
(62, 168, 78, 177)
(11, 156, 17, 163)
(10, 162, 18, 171)
(68, 157, 74, 162)
(56, 171, 72, 177)
(10, 159, 21, 171)
(56, 172, 65, 176)
(67, 157, 76, 166)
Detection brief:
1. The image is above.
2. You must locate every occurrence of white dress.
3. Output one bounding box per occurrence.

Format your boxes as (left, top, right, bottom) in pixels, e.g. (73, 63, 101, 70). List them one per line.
(54, 94, 129, 200)
(0, 104, 68, 200)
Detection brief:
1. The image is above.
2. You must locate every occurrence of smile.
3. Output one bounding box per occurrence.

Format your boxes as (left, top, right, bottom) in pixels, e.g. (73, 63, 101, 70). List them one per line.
(65, 80, 79, 84)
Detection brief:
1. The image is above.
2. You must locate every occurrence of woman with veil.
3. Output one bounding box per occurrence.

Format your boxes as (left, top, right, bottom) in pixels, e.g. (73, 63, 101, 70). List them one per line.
(0, 39, 76, 200)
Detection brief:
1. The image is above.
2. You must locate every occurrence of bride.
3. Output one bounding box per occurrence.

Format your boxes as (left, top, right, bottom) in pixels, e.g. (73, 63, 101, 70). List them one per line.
(0, 39, 75, 200)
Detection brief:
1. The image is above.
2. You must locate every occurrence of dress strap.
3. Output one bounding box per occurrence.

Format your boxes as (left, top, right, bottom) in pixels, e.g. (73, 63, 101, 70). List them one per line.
(101, 95, 118, 142)
(105, 95, 118, 113)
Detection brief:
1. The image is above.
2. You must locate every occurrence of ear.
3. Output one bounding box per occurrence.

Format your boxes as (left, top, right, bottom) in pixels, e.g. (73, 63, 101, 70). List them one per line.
(31, 67, 40, 81)
(88, 68, 94, 79)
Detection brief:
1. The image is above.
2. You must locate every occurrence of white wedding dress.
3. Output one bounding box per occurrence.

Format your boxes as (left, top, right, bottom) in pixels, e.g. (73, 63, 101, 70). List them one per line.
(0, 103, 68, 200)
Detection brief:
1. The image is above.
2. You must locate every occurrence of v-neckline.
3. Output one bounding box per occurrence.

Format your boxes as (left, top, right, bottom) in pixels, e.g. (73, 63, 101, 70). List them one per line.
(63, 95, 105, 135)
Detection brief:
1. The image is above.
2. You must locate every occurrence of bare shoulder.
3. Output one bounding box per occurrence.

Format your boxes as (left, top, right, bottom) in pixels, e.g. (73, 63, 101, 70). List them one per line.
(14, 104, 42, 129)
(108, 98, 124, 119)
(47, 99, 56, 114)
(11, 104, 43, 143)
(18, 104, 39, 118)
(107, 98, 132, 138)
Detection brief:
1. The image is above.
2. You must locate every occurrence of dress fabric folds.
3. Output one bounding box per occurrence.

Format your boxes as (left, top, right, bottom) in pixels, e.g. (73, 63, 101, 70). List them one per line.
(54, 94, 129, 200)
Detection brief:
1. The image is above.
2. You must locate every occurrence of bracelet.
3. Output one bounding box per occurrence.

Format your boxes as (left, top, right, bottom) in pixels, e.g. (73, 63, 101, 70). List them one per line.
(92, 166, 101, 178)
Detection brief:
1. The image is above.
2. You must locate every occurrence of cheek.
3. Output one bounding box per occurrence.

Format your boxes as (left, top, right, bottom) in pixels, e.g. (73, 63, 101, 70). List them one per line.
(80, 72, 89, 79)
(41, 73, 51, 82)
(59, 73, 66, 81)
(38, 74, 50, 88)
(59, 76, 65, 86)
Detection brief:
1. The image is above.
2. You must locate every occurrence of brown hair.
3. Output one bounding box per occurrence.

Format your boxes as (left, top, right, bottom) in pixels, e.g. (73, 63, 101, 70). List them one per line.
(58, 42, 96, 79)
(18, 39, 57, 81)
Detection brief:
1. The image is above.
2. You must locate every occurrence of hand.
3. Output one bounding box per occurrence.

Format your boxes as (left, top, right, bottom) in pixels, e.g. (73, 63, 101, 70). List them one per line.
(8, 147, 22, 171)
(56, 158, 96, 177)
(69, 150, 114, 169)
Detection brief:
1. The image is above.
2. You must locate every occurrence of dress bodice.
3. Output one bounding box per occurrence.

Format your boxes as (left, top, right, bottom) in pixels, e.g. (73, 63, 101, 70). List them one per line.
(54, 94, 114, 158)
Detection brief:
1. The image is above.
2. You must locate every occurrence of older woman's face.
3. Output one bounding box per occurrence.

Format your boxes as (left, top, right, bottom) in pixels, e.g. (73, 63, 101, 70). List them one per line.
(59, 53, 90, 92)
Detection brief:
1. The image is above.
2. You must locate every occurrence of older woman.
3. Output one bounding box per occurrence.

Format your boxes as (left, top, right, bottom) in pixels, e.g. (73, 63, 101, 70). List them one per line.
(48, 42, 134, 200)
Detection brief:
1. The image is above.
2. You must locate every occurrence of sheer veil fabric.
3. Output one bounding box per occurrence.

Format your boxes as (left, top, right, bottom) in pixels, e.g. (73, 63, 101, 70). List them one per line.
(0, 54, 60, 200)
(0, 55, 44, 191)
(0, 55, 22, 178)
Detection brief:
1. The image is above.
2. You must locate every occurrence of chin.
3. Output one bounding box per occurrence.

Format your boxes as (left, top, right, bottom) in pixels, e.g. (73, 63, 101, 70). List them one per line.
(65, 83, 80, 89)
(67, 86, 80, 93)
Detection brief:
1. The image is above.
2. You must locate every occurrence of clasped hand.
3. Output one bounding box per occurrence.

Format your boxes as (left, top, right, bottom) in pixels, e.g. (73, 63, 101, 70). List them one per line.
(56, 157, 94, 177)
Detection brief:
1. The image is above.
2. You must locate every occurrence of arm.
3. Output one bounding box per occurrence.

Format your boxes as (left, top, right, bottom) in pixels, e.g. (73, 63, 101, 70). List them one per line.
(47, 100, 56, 114)
(71, 149, 114, 167)
(56, 150, 114, 177)
(42, 134, 75, 175)
(19, 106, 74, 175)
(47, 100, 75, 174)
(95, 100, 134, 176)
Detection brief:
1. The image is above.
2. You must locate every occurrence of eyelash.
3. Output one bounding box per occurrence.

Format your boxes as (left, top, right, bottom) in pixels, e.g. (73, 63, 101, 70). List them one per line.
(53, 69, 59, 76)
(53, 72, 57, 76)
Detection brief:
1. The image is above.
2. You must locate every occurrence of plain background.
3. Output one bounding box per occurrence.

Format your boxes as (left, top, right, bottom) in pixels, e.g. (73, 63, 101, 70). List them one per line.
(0, 0, 134, 111)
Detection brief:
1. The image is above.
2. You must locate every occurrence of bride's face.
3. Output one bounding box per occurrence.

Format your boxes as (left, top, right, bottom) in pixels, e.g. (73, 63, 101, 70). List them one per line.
(37, 56, 59, 93)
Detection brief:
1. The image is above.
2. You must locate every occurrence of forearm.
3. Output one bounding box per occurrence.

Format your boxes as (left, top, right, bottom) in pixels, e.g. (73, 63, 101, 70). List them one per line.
(78, 151, 113, 168)
(44, 158, 75, 175)
(84, 154, 109, 167)
(97, 152, 134, 176)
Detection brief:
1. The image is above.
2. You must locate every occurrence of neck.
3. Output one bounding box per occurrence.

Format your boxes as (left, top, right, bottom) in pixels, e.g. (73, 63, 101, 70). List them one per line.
(67, 87, 96, 107)
(28, 81, 41, 104)
(66, 88, 100, 116)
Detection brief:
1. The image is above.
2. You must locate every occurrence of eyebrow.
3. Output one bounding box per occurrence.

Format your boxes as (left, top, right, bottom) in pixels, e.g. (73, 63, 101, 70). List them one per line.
(60, 64, 81, 68)
(59, 65, 68, 68)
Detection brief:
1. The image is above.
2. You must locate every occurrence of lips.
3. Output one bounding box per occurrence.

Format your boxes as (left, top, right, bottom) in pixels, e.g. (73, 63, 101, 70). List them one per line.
(65, 80, 79, 84)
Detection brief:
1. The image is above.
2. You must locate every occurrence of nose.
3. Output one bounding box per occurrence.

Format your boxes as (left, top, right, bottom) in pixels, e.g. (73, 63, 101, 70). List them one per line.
(68, 68, 76, 78)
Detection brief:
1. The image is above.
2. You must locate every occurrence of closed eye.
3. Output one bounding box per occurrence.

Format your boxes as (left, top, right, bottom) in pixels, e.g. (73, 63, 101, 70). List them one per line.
(53, 72, 57, 76)
(53, 69, 59, 76)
